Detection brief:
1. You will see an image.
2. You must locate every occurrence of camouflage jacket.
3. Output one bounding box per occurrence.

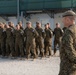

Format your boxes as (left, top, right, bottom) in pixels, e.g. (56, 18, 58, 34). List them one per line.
(24, 27, 38, 42)
(44, 28, 53, 42)
(35, 27, 46, 40)
(6, 28, 14, 39)
(53, 28, 63, 39)
(14, 29, 24, 41)
(0, 28, 6, 41)
(59, 25, 76, 75)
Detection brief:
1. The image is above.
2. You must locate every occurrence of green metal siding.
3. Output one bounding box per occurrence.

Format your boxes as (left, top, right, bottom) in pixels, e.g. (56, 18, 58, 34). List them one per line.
(0, 0, 17, 14)
(20, 0, 44, 11)
(20, 0, 76, 11)
(0, 0, 76, 14)
(61, 1, 72, 8)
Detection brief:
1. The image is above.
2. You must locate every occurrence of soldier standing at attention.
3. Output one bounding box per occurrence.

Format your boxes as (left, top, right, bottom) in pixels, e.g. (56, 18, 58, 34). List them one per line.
(6, 23, 15, 57)
(14, 25, 24, 58)
(24, 21, 38, 59)
(35, 22, 45, 58)
(59, 10, 76, 75)
(18, 21, 24, 30)
(8, 22, 15, 29)
(0, 23, 6, 57)
(47, 23, 53, 31)
(53, 23, 63, 56)
(44, 24, 53, 57)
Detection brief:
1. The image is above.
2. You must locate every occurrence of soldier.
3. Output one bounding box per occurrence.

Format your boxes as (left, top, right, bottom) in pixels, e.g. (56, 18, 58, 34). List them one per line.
(44, 24, 53, 57)
(0, 22, 2, 55)
(47, 23, 53, 31)
(18, 21, 24, 30)
(6, 23, 15, 57)
(24, 21, 38, 59)
(53, 23, 63, 56)
(0, 23, 6, 56)
(2, 22, 7, 29)
(8, 21, 15, 29)
(59, 10, 76, 75)
(24, 26, 28, 51)
(35, 22, 45, 57)
(14, 25, 24, 57)
(47, 23, 54, 36)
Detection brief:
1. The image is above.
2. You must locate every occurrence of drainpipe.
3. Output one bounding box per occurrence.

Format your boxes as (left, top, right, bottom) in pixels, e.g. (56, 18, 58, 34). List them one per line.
(21, 11, 24, 26)
(17, 0, 20, 23)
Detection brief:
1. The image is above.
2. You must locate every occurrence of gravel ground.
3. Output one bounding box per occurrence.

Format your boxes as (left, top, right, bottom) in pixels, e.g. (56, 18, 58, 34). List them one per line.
(0, 51, 60, 75)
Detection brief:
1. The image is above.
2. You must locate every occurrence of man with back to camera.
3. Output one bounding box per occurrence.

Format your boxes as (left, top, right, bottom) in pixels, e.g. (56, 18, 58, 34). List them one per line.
(59, 10, 76, 75)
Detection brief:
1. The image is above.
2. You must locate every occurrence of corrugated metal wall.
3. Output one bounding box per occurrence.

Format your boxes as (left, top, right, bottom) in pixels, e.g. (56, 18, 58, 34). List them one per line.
(0, 0, 17, 14)
(0, 0, 76, 15)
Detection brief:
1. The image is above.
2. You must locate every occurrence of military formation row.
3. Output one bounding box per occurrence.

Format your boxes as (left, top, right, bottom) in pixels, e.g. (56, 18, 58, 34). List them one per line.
(0, 21, 64, 59)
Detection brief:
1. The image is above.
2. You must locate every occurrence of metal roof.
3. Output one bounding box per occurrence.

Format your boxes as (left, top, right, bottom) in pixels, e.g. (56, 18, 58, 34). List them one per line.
(0, 0, 76, 15)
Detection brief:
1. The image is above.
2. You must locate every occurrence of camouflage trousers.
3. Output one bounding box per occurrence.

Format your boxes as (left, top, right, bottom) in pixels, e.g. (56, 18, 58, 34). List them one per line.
(6, 38, 15, 56)
(35, 39, 44, 57)
(25, 41, 36, 59)
(54, 39, 61, 54)
(0, 40, 6, 56)
(44, 41, 52, 56)
(15, 39, 24, 57)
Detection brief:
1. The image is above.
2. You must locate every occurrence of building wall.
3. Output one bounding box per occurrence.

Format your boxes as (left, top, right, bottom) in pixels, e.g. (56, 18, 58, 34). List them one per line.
(27, 14, 54, 29)
(0, 13, 76, 29)
(0, 17, 6, 23)
(54, 13, 63, 29)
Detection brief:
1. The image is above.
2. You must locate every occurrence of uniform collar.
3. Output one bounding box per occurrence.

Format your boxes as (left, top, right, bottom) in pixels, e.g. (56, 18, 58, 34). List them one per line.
(68, 24, 75, 28)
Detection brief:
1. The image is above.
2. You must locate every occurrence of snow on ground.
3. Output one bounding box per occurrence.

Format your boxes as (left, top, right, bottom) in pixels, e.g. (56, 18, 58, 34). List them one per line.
(0, 51, 60, 75)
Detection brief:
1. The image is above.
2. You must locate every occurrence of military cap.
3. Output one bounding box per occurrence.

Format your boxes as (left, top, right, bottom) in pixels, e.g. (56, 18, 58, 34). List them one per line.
(62, 10, 76, 17)
(47, 23, 50, 24)
(56, 22, 60, 25)
(18, 21, 22, 24)
(26, 21, 31, 24)
(36, 21, 40, 24)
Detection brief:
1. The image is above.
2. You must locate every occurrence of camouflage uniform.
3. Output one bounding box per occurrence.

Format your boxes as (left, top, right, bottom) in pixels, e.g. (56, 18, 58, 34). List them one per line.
(59, 10, 76, 75)
(59, 25, 76, 75)
(0, 28, 6, 56)
(49, 27, 53, 32)
(20, 26, 23, 30)
(18, 21, 23, 30)
(35, 27, 45, 57)
(24, 27, 27, 50)
(44, 28, 53, 56)
(14, 29, 24, 57)
(53, 28, 63, 54)
(6, 28, 15, 56)
(24, 27, 38, 59)
(63, 27, 67, 33)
